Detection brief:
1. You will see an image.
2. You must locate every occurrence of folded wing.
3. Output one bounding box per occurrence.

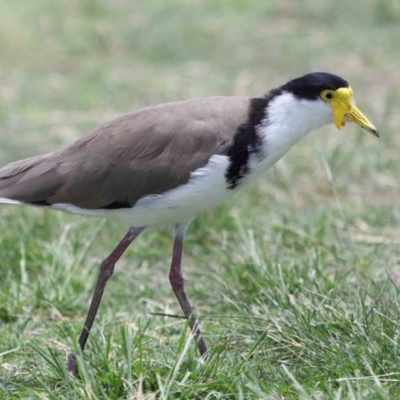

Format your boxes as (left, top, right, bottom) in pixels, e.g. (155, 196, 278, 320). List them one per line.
(0, 97, 249, 209)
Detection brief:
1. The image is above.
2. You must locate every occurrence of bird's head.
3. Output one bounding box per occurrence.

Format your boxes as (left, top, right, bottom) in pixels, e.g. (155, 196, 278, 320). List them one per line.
(281, 72, 379, 137)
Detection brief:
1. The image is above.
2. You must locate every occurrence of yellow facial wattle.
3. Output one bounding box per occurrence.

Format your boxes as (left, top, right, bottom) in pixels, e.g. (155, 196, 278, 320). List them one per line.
(322, 87, 379, 137)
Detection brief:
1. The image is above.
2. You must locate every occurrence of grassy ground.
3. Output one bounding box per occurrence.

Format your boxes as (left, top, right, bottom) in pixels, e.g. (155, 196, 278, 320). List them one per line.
(0, 0, 400, 398)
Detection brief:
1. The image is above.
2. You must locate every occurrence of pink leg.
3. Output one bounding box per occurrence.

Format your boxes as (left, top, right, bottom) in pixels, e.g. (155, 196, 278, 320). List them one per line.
(68, 226, 144, 376)
(169, 231, 208, 357)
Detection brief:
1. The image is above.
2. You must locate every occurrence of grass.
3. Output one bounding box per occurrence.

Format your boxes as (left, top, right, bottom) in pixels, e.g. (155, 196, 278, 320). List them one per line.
(1, 0, 400, 398)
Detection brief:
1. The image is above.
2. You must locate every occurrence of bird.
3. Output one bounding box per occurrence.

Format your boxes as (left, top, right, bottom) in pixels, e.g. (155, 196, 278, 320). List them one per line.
(0, 72, 378, 376)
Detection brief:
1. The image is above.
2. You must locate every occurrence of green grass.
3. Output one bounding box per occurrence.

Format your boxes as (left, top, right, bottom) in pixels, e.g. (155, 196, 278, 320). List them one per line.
(1, 0, 400, 398)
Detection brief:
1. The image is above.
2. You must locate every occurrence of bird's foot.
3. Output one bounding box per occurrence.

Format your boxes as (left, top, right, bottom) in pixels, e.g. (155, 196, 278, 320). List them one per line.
(67, 353, 79, 378)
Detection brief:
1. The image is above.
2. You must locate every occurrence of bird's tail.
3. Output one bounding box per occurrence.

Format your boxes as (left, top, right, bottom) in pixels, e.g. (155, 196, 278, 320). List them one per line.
(0, 197, 21, 205)
(0, 154, 61, 206)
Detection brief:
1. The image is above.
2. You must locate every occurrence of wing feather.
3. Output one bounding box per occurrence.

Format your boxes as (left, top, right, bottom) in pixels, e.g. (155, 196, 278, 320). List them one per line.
(0, 96, 249, 209)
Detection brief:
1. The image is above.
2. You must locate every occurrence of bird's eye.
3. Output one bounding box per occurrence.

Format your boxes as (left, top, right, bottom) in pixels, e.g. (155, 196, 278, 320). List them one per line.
(321, 90, 336, 102)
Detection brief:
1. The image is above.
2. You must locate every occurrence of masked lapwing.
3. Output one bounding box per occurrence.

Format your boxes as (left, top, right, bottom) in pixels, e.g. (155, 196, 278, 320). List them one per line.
(0, 72, 378, 375)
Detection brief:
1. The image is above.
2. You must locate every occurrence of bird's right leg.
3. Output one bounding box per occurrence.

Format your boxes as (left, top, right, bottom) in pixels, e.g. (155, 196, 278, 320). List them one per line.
(67, 226, 144, 376)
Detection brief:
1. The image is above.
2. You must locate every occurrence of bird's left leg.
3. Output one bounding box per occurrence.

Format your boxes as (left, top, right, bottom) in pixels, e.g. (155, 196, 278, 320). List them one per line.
(168, 221, 208, 357)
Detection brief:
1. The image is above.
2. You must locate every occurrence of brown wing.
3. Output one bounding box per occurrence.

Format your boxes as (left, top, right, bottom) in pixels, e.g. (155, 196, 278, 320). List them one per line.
(0, 96, 249, 209)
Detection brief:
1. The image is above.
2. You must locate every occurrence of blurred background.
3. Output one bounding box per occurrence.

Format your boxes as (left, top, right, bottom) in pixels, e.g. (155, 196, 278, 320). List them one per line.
(1, 0, 400, 397)
(0, 1, 398, 159)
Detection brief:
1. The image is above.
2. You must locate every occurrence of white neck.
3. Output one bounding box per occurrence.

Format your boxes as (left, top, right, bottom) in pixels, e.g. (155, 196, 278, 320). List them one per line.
(247, 92, 331, 181)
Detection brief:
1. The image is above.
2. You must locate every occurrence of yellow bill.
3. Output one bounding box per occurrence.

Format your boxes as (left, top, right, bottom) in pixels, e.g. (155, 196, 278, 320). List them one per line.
(331, 87, 379, 137)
